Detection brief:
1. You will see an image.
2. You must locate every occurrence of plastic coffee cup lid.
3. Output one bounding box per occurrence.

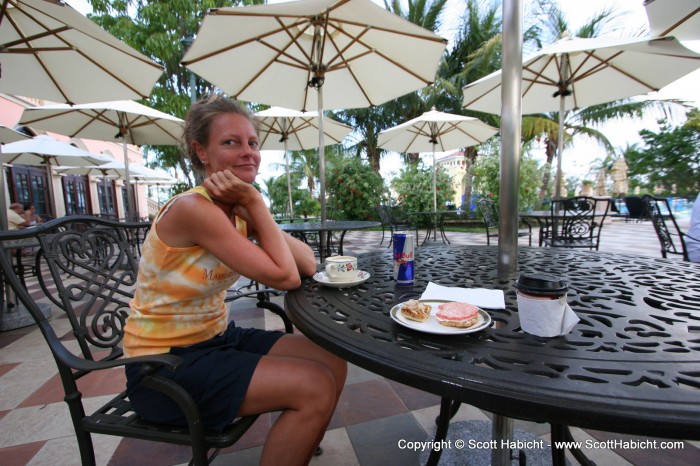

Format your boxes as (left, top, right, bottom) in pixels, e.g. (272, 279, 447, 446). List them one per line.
(514, 273, 568, 297)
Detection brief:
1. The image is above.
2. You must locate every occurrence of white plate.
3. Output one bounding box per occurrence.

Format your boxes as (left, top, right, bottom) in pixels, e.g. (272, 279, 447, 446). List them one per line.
(390, 300, 492, 335)
(313, 270, 371, 288)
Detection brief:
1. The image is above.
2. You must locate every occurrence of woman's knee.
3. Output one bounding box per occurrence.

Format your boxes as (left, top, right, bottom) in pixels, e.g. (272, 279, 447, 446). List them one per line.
(300, 363, 337, 413)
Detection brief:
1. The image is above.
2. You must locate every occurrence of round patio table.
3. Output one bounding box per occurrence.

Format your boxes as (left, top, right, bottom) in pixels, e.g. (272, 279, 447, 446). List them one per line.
(279, 220, 380, 262)
(285, 245, 700, 465)
(408, 209, 468, 245)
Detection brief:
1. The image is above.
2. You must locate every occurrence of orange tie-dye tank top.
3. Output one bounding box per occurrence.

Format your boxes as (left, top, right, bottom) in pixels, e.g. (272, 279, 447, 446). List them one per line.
(123, 186, 245, 357)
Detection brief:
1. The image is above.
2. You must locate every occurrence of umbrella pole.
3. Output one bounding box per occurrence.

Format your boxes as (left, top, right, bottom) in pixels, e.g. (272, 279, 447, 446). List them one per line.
(554, 54, 569, 201)
(121, 139, 134, 219)
(318, 83, 328, 259)
(432, 141, 437, 241)
(282, 119, 294, 218)
(119, 112, 134, 220)
(0, 151, 7, 230)
(491, 0, 523, 462)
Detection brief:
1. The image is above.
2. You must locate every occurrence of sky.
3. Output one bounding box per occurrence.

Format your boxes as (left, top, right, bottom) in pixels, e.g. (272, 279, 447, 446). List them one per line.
(64, 0, 700, 184)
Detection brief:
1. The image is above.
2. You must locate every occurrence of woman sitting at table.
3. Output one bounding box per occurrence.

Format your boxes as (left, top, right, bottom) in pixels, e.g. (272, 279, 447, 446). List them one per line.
(123, 95, 347, 465)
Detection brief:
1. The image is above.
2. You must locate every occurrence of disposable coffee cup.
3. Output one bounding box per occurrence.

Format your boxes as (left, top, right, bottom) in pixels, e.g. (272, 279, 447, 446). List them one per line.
(515, 273, 574, 337)
(324, 255, 358, 282)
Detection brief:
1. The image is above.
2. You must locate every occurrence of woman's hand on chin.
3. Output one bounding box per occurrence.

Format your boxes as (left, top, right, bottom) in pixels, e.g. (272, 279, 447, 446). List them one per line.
(204, 169, 259, 206)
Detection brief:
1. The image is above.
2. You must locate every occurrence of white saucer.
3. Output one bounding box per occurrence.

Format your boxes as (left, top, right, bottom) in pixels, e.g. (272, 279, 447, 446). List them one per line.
(313, 270, 371, 288)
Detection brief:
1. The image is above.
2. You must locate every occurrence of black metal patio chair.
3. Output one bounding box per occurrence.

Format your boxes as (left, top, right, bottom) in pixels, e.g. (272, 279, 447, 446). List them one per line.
(643, 194, 700, 261)
(477, 198, 532, 246)
(623, 196, 650, 222)
(541, 196, 610, 251)
(0, 216, 293, 466)
(376, 205, 419, 247)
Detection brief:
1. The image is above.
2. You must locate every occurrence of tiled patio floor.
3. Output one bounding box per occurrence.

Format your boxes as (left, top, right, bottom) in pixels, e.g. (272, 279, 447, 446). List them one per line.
(1, 217, 699, 465)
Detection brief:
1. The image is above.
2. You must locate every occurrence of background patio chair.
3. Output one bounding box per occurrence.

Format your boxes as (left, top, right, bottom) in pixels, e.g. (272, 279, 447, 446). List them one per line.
(477, 198, 532, 246)
(623, 196, 649, 222)
(541, 196, 610, 250)
(376, 205, 419, 246)
(0, 216, 293, 466)
(642, 194, 700, 261)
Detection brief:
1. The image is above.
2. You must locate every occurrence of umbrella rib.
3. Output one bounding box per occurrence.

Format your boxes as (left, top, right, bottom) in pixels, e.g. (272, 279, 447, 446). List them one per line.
(228, 21, 315, 101)
(660, 7, 700, 37)
(574, 49, 667, 94)
(0, 26, 72, 49)
(3, 12, 156, 101)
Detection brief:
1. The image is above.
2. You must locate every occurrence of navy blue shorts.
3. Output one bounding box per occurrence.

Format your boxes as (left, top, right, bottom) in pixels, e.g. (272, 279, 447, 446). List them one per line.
(125, 322, 285, 433)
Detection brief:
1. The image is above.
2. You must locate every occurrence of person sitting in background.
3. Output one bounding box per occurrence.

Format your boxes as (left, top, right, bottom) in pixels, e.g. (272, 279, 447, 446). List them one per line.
(123, 95, 346, 465)
(7, 203, 30, 230)
(22, 203, 42, 226)
(686, 193, 700, 263)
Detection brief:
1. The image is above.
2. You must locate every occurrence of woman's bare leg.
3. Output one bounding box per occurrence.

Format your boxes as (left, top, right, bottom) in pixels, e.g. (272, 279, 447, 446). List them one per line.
(267, 334, 348, 460)
(267, 334, 347, 403)
(237, 334, 347, 465)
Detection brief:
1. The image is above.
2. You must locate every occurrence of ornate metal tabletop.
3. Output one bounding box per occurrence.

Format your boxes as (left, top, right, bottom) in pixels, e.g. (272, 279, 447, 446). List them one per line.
(285, 246, 700, 440)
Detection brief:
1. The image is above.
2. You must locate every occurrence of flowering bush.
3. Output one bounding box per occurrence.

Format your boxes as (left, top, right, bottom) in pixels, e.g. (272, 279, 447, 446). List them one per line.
(390, 164, 455, 225)
(326, 158, 387, 220)
(472, 154, 542, 211)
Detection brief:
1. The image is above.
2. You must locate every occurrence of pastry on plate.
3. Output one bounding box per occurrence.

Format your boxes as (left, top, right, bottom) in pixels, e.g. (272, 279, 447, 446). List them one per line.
(435, 302, 479, 328)
(400, 299, 431, 323)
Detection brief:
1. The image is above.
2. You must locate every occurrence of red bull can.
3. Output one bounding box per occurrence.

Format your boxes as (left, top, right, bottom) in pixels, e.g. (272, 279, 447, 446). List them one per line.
(393, 232, 415, 285)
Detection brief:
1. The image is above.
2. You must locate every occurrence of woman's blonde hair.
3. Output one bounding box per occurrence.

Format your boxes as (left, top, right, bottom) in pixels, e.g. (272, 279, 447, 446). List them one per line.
(183, 94, 258, 173)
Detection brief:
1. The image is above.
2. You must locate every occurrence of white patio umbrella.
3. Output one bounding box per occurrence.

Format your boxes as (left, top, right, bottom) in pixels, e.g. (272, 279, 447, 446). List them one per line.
(644, 0, 700, 41)
(254, 106, 352, 217)
(182, 0, 447, 226)
(595, 169, 607, 197)
(19, 100, 183, 218)
(1, 135, 111, 166)
(462, 35, 700, 200)
(0, 0, 163, 228)
(610, 156, 629, 196)
(0, 125, 30, 143)
(0, 135, 111, 227)
(57, 160, 175, 216)
(378, 108, 498, 212)
(0, 0, 163, 103)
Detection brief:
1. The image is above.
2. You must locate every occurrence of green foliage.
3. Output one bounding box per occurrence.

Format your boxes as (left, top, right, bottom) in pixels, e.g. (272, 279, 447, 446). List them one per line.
(326, 158, 387, 220)
(264, 172, 308, 216)
(626, 112, 700, 197)
(296, 194, 320, 218)
(472, 153, 543, 211)
(390, 163, 455, 225)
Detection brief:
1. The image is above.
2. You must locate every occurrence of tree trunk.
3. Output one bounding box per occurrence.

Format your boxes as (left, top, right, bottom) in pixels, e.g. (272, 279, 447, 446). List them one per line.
(367, 144, 381, 173)
(462, 147, 478, 212)
(538, 137, 557, 202)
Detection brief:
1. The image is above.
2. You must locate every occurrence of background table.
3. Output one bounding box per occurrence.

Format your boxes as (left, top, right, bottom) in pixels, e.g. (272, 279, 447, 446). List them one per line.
(408, 210, 467, 244)
(279, 220, 380, 261)
(285, 246, 700, 463)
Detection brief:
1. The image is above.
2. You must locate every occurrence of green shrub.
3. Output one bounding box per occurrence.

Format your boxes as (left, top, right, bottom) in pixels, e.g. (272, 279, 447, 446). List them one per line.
(326, 158, 387, 220)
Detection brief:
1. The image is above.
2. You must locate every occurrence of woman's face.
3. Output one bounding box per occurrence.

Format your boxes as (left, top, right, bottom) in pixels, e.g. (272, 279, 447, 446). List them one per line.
(196, 113, 261, 184)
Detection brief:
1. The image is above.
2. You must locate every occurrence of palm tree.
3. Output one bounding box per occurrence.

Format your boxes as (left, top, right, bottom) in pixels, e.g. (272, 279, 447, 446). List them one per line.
(522, 0, 690, 202)
(437, 0, 508, 209)
(289, 149, 319, 197)
(524, 98, 686, 200)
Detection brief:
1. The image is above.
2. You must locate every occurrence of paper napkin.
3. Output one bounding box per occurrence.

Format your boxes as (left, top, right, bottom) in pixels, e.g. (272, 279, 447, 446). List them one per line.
(420, 282, 506, 309)
(516, 294, 580, 337)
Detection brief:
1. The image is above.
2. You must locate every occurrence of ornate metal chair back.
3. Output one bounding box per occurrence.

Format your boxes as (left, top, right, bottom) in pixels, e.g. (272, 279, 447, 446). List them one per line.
(548, 196, 609, 250)
(642, 195, 689, 260)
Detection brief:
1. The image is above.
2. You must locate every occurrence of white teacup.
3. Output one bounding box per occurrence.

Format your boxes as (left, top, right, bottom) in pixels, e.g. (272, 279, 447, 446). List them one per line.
(324, 255, 358, 282)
